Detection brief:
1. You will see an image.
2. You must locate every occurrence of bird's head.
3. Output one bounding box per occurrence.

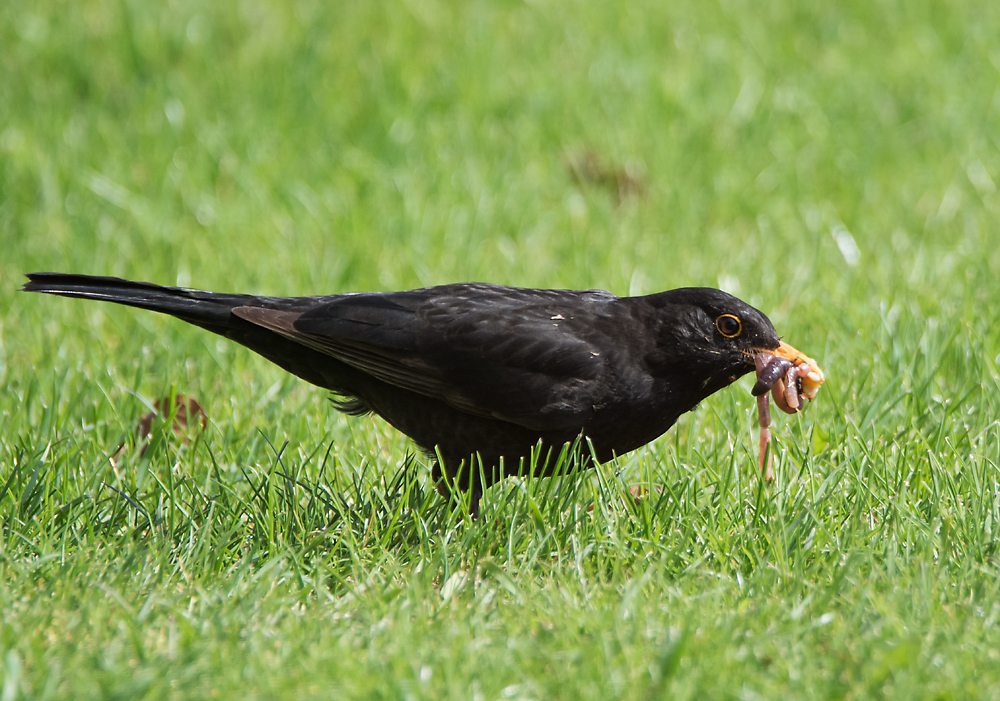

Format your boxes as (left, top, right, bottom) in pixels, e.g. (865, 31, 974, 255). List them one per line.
(642, 287, 781, 395)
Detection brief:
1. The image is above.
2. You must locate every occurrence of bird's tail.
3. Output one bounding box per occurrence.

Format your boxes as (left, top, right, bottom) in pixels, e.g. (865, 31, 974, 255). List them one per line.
(22, 273, 253, 334)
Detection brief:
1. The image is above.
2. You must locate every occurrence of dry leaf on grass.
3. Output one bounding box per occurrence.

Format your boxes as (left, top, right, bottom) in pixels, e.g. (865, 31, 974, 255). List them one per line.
(109, 394, 208, 466)
(564, 149, 646, 204)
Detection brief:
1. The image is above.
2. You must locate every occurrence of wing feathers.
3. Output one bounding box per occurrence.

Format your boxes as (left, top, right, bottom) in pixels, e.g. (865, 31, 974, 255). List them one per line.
(231, 286, 619, 430)
(233, 304, 485, 416)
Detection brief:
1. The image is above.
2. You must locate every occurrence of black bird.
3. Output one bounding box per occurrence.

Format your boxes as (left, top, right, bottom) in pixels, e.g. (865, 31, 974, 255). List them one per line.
(23, 273, 781, 512)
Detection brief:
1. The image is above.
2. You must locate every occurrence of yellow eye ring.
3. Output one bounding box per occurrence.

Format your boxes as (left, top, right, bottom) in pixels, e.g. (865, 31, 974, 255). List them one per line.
(716, 314, 742, 338)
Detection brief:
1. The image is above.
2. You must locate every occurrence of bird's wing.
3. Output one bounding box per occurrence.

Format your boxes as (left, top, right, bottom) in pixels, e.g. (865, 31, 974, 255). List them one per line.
(231, 284, 621, 430)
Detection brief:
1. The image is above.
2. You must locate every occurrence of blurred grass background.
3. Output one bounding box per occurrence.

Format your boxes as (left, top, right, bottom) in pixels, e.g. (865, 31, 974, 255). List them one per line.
(3, 0, 1000, 698)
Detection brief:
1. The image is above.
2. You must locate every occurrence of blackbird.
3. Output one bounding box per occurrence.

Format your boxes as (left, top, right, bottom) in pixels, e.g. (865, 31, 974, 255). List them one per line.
(23, 273, 781, 512)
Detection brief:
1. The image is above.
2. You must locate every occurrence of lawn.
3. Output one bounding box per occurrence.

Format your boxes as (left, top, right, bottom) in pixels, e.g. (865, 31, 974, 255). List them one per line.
(3, 0, 1000, 697)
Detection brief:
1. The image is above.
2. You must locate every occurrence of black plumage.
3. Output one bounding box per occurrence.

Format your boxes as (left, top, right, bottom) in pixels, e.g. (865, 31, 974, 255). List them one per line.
(23, 273, 781, 511)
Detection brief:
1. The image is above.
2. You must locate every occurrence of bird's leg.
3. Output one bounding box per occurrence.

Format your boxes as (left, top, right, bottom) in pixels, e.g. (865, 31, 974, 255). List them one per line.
(433, 459, 484, 519)
(469, 484, 483, 520)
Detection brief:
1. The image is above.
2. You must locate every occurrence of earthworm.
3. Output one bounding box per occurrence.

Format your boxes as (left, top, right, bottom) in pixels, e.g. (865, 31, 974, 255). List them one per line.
(752, 354, 794, 397)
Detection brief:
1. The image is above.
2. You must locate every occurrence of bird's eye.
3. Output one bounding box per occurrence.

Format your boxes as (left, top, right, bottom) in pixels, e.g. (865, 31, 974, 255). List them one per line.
(716, 314, 742, 338)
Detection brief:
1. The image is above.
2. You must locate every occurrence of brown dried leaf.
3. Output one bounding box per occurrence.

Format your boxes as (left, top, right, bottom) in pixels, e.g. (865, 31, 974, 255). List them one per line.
(564, 149, 646, 204)
(109, 394, 208, 466)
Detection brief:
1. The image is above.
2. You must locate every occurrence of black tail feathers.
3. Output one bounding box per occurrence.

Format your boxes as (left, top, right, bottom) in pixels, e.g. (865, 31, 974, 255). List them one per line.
(22, 272, 249, 330)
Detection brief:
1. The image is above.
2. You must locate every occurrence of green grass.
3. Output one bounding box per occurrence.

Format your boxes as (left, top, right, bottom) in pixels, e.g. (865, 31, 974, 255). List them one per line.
(3, 0, 1000, 697)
